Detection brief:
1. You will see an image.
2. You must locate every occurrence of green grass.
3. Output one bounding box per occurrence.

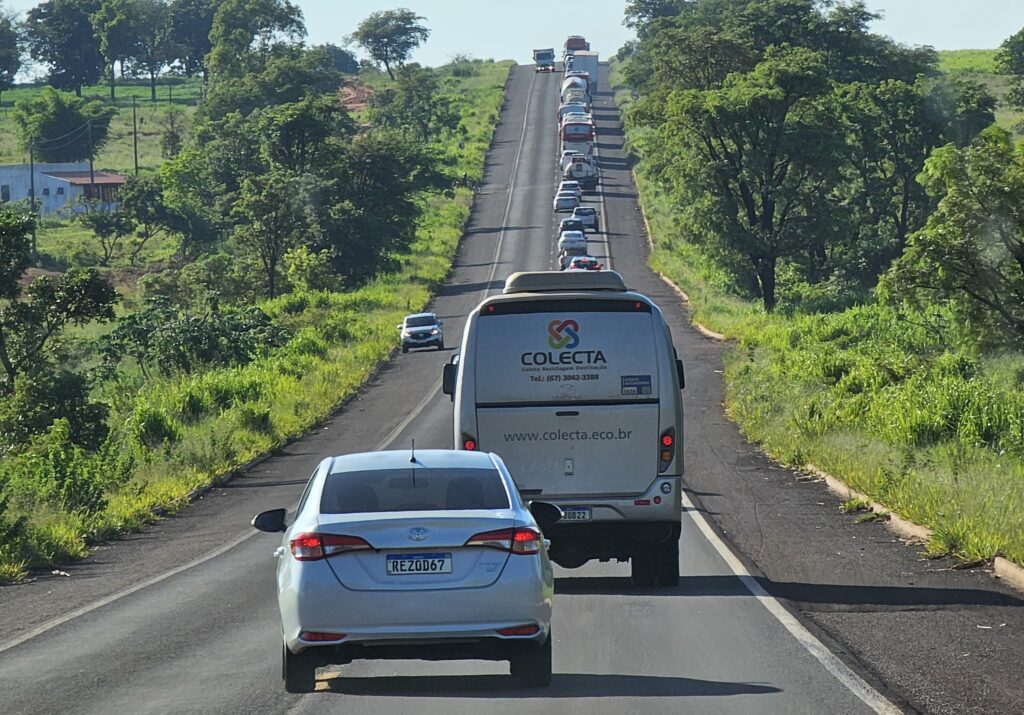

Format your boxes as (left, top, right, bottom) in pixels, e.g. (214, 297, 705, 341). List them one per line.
(0, 78, 202, 175)
(938, 49, 1000, 75)
(611, 56, 1024, 567)
(0, 62, 513, 582)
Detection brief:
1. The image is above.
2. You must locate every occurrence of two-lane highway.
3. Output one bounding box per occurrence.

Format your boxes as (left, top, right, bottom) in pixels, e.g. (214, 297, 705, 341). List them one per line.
(0, 65, 901, 714)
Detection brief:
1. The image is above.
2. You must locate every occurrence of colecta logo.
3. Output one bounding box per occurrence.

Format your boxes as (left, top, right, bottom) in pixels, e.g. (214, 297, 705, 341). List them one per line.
(548, 319, 580, 350)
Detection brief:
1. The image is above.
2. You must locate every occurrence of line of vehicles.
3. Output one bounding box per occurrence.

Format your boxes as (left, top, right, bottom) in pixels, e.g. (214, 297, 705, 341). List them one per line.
(254, 37, 685, 694)
(551, 42, 604, 272)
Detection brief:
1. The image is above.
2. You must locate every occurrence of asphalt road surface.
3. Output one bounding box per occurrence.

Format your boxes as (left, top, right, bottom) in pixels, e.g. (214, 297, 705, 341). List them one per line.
(1, 64, 1022, 715)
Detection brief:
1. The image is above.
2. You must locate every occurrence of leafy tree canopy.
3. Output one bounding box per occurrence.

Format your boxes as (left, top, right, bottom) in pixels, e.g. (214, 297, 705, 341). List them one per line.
(882, 126, 1024, 345)
(350, 8, 429, 79)
(206, 0, 305, 80)
(24, 0, 105, 96)
(12, 88, 118, 163)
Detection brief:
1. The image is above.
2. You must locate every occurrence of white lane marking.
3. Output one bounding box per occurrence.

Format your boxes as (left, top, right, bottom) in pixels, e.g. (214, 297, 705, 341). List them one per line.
(0, 528, 253, 655)
(681, 490, 903, 714)
(486, 70, 537, 297)
(0, 73, 543, 660)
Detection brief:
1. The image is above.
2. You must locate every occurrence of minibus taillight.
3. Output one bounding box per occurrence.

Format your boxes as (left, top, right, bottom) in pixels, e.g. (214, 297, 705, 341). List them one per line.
(461, 433, 477, 450)
(658, 428, 675, 472)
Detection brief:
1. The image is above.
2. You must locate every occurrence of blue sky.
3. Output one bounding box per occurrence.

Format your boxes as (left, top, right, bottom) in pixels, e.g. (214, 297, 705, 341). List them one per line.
(5, 0, 1024, 68)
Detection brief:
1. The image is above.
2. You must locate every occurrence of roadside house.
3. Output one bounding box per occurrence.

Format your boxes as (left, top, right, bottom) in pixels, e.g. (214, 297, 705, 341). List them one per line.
(0, 162, 127, 216)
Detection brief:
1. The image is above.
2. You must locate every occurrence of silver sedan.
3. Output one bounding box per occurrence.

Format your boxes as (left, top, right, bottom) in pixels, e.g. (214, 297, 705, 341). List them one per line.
(252, 449, 560, 693)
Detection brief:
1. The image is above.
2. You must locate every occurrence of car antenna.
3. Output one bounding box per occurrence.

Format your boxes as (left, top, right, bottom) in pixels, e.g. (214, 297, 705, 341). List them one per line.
(410, 439, 416, 485)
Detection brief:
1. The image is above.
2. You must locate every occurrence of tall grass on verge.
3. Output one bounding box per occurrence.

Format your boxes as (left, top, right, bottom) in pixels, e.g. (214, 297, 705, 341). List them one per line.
(0, 61, 513, 582)
(611, 58, 1024, 567)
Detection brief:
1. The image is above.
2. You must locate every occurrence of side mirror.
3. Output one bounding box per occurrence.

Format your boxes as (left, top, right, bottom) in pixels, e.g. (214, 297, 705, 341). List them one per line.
(396, 324, 404, 330)
(437, 320, 443, 326)
(676, 358, 685, 390)
(529, 501, 563, 530)
(252, 508, 287, 533)
(442, 361, 457, 399)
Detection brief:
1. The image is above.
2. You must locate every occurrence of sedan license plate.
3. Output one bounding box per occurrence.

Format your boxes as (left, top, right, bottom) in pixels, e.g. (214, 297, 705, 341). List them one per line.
(561, 506, 592, 522)
(386, 553, 453, 575)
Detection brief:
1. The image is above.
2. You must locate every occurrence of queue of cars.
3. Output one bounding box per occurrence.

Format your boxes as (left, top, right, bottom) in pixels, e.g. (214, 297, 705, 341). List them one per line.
(554, 52, 603, 272)
(256, 37, 683, 695)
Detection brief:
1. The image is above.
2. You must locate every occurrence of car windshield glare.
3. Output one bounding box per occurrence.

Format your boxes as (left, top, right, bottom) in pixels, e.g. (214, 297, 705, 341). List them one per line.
(320, 468, 511, 513)
(405, 316, 435, 327)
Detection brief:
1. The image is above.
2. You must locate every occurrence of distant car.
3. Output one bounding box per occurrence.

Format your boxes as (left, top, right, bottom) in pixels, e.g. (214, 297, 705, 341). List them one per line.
(253, 449, 561, 693)
(558, 180, 582, 200)
(558, 217, 585, 234)
(557, 230, 587, 253)
(398, 312, 444, 353)
(553, 191, 580, 212)
(566, 255, 603, 271)
(571, 206, 600, 232)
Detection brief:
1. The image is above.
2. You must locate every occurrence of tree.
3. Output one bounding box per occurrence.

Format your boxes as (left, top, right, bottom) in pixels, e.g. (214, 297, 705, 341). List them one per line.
(118, 174, 170, 264)
(319, 43, 359, 74)
(0, 208, 116, 447)
(311, 131, 448, 285)
(657, 46, 843, 311)
(205, 0, 305, 80)
(76, 203, 133, 265)
(882, 127, 1024, 345)
(23, 0, 105, 96)
(0, 11, 21, 109)
(256, 93, 353, 173)
(12, 88, 118, 162)
(167, 0, 217, 82)
(998, 26, 1024, 108)
(201, 46, 342, 121)
(231, 168, 308, 298)
(126, 0, 175, 103)
(623, 0, 687, 35)
(90, 0, 136, 100)
(368, 65, 457, 142)
(350, 8, 429, 79)
(160, 148, 224, 257)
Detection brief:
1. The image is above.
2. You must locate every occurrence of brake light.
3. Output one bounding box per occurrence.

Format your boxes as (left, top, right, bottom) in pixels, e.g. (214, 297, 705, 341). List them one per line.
(464, 527, 541, 554)
(462, 433, 477, 450)
(658, 428, 676, 473)
(289, 532, 373, 561)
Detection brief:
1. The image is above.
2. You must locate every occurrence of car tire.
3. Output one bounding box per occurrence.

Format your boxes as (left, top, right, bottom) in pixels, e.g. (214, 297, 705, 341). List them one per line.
(436, 341, 444, 350)
(510, 634, 552, 687)
(631, 550, 656, 588)
(655, 539, 680, 587)
(282, 644, 317, 694)
(401, 346, 408, 354)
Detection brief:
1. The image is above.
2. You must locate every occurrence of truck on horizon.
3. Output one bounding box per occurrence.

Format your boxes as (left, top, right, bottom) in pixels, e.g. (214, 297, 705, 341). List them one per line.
(533, 48, 555, 72)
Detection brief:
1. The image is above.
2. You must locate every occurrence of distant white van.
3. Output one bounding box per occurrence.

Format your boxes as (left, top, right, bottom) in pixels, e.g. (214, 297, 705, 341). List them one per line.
(442, 271, 685, 587)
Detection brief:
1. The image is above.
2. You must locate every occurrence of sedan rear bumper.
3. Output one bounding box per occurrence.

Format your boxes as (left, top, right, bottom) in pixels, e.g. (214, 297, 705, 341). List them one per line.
(280, 557, 552, 653)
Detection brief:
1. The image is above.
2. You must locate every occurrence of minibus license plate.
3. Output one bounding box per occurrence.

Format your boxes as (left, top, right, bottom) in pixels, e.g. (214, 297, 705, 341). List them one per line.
(562, 507, 591, 522)
(386, 553, 452, 575)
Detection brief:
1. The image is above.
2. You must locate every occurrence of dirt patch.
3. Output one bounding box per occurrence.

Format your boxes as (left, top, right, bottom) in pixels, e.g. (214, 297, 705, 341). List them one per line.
(20, 266, 62, 288)
(340, 79, 373, 114)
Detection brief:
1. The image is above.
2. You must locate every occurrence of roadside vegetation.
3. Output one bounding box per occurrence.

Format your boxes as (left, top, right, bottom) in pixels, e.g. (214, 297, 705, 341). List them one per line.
(615, 0, 1024, 565)
(0, 0, 510, 581)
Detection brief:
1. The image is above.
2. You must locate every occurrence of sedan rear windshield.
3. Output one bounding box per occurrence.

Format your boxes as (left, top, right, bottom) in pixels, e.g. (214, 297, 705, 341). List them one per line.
(405, 316, 436, 327)
(320, 468, 511, 513)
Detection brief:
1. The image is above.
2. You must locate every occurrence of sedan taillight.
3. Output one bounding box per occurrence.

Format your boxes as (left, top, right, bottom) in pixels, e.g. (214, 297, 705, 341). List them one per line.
(290, 532, 373, 561)
(464, 527, 541, 555)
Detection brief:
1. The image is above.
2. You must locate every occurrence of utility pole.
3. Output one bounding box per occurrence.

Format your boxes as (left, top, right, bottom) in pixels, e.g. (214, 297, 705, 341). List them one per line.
(87, 119, 95, 200)
(132, 96, 139, 176)
(29, 137, 36, 263)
